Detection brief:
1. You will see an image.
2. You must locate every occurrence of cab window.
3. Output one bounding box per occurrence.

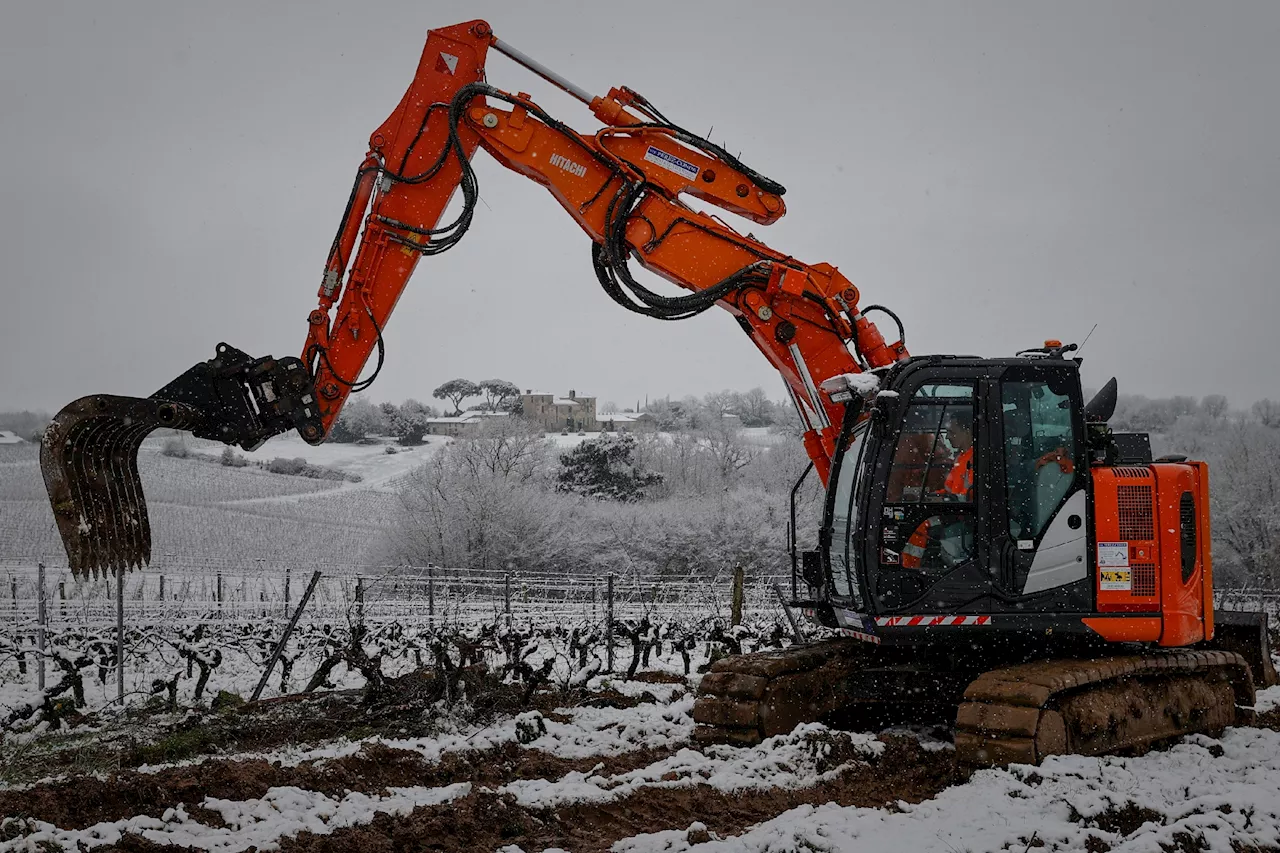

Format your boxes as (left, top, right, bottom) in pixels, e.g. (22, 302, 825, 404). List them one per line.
(882, 383, 976, 575)
(1002, 378, 1077, 540)
(886, 384, 975, 505)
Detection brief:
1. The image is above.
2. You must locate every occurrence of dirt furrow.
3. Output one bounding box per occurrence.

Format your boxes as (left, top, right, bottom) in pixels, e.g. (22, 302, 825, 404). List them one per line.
(270, 736, 965, 853)
(83, 736, 965, 853)
(0, 739, 677, 832)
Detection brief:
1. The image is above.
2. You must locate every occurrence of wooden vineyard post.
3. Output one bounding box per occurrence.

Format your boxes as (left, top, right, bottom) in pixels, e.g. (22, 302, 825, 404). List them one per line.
(504, 572, 512, 626)
(284, 567, 291, 617)
(216, 571, 223, 617)
(36, 562, 46, 691)
(58, 581, 65, 618)
(355, 576, 365, 629)
(731, 564, 745, 627)
(158, 574, 165, 604)
(251, 570, 322, 702)
(115, 566, 125, 703)
(427, 565, 435, 632)
(606, 572, 615, 672)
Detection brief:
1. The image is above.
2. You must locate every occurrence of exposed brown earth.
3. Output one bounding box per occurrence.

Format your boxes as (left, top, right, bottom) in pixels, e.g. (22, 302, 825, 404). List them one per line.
(0, 729, 677, 832)
(69, 736, 962, 853)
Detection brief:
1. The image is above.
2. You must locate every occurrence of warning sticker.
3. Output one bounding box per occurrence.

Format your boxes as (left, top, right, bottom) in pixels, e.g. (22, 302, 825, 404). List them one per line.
(1098, 541, 1129, 568)
(1100, 569, 1132, 591)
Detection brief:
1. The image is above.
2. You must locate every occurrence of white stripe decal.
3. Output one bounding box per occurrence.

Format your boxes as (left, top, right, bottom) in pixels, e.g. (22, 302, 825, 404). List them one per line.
(875, 615, 992, 627)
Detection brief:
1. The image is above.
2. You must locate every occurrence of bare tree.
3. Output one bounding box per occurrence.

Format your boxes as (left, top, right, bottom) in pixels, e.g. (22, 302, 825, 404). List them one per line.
(1253, 399, 1280, 428)
(1201, 394, 1229, 419)
(702, 390, 736, 421)
(733, 387, 776, 426)
(701, 423, 760, 480)
(1209, 422, 1280, 589)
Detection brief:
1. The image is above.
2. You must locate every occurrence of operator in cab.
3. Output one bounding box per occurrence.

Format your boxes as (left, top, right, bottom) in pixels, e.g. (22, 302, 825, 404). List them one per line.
(943, 413, 974, 500)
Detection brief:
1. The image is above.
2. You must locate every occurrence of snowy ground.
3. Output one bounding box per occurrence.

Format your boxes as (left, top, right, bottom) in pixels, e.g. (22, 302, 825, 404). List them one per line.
(3, 655, 1280, 852)
(171, 433, 445, 491)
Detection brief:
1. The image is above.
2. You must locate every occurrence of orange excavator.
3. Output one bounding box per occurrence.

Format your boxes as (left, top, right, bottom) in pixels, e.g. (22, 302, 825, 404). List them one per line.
(41, 20, 1275, 765)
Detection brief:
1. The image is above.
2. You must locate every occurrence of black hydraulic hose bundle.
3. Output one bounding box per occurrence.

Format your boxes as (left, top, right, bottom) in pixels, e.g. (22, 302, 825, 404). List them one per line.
(317, 82, 794, 390)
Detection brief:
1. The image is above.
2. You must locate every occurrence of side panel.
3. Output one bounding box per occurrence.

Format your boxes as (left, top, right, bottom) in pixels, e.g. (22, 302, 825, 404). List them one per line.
(1021, 490, 1089, 594)
(1194, 460, 1214, 641)
(1092, 467, 1162, 613)
(1155, 463, 1206, 646)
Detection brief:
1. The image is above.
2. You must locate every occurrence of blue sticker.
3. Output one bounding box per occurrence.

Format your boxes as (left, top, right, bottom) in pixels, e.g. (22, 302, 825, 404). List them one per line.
(644, 145, 699, 181)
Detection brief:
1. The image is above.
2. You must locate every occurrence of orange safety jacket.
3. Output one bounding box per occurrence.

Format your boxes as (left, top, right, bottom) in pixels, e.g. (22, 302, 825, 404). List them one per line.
(944, 446, 974, 497)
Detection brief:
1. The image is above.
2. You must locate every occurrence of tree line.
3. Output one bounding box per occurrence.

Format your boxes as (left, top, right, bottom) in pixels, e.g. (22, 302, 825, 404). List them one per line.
(379, 416, 816, 583)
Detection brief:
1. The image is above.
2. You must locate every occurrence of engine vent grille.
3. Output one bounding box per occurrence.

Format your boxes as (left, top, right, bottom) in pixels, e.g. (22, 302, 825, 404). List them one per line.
(1180, 492, 1197, 582)
(1113, 467, 1151, 479)
(1131, 562, 1156, 597)
(1117, 485, 1155, 540)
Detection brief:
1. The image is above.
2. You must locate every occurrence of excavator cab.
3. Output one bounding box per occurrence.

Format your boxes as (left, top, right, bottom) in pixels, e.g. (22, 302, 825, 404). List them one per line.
(824, 351, 1093, 622)
(802, 347, 1275, 688)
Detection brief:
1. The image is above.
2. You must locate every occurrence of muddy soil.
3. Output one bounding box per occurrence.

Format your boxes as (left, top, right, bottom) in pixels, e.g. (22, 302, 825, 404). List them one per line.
(1, 669, 659, 789)
(0, 682, 680, 833)
(1, 737, 681, 832)
(271, 736, 965, 853)
(75, 736, 962, 853)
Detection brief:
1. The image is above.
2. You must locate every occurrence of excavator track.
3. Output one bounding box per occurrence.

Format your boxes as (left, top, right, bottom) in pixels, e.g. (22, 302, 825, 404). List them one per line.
(695, 644, 1258, 767)
(693, 640, 866, 746)
(692, 639, 963, 746)
(954, 650, 1254, 766)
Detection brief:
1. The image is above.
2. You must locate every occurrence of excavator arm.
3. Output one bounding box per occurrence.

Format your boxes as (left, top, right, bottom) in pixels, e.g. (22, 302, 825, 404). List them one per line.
(41, 19, 907, 575)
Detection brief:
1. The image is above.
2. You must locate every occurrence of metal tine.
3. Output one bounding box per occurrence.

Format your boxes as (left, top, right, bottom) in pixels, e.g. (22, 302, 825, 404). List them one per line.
(67, 411, 117, 574)
(43, 395, 202, 577)
(97, 411, 143, 570)
(92, 413, 139, 572)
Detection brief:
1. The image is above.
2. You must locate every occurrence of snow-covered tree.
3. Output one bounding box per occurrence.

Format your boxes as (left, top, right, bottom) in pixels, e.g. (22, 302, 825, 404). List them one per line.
(478, 379, 521, 412)
(557, 433, 664, 502)
(330, 397, 384, 443)
(433, 379, 481, 416)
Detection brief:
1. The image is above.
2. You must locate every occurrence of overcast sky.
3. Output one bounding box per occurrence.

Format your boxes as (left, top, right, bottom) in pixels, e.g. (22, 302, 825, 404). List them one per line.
(2, 1, 1277, 416)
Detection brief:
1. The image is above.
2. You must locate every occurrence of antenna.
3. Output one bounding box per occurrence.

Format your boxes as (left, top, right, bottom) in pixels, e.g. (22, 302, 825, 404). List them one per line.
(1077, 323, 1099, 355)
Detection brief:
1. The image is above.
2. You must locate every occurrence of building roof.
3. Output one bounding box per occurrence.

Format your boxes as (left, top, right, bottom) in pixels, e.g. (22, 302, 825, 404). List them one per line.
(426, 411, 511, 425)
(603, 412, 654, 423)
(552, 398, 582, 407)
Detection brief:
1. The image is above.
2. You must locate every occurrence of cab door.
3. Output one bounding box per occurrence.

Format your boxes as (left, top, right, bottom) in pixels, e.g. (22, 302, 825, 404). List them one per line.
(990, 365, 1092, 610)
(860, 368, 993, 613)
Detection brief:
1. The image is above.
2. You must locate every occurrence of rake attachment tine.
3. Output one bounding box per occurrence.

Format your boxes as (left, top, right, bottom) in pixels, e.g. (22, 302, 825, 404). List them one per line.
(42, 396, 202, 578)
(41, 344, 323, 578)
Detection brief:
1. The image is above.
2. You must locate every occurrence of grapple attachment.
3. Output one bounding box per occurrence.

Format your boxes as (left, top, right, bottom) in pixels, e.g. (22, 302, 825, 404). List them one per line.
(41, 344, 323, 576)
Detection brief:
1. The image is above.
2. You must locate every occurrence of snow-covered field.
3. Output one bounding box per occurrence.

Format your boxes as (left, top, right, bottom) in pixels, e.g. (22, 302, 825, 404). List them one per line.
(3, 668, 1280, 853)
(0, 435, 440, 567)
(5, 435, 1280, 852)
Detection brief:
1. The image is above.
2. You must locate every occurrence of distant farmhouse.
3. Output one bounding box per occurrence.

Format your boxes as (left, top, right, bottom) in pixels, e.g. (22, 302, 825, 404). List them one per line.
(0, 430, 25, 444)
(422, 390, 659, 437)
(521, 390, 598, 432)
(423, 410, 510, 438)
(599, 412, 658, 433)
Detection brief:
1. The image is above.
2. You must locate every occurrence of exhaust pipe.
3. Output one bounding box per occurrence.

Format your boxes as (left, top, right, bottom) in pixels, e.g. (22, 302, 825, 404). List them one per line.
(40, 344, 323, 577)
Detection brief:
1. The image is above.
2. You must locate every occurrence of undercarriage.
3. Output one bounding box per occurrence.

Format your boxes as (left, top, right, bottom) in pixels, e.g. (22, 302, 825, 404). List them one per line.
(694, 618, 1277, 766)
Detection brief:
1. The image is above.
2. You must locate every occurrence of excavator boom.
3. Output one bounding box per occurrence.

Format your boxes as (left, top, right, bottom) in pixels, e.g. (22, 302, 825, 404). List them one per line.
(42, 20, 905, 575)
